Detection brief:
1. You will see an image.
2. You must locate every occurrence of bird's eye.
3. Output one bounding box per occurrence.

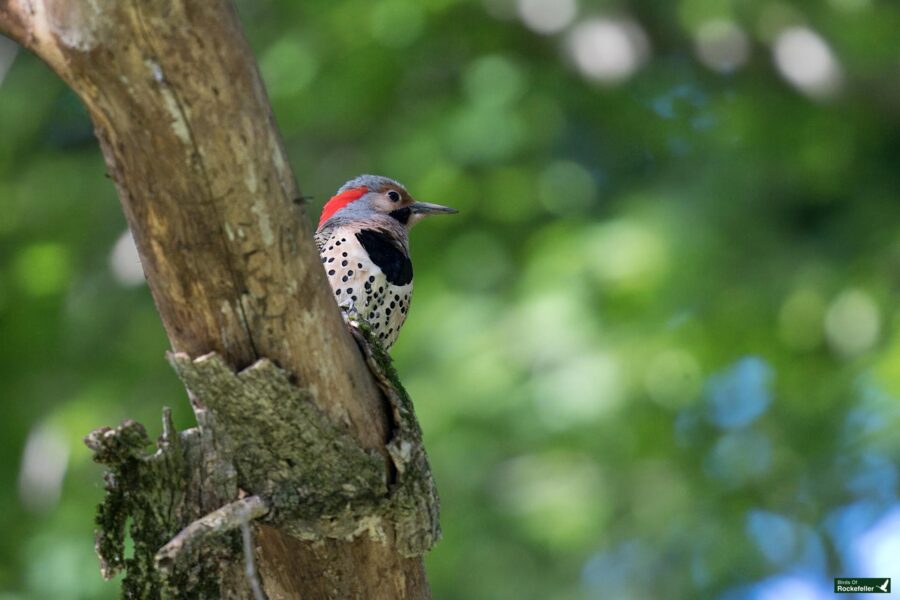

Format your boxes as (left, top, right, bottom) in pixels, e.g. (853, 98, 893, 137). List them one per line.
(387, 190, 401, 202)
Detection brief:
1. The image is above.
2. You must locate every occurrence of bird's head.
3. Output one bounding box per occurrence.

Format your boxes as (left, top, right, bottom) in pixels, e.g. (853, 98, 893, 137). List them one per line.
(317, 174, 457, 230)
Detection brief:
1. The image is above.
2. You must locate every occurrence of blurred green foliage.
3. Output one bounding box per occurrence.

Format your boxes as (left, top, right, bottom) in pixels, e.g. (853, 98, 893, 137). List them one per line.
(1, 1, 899, 598)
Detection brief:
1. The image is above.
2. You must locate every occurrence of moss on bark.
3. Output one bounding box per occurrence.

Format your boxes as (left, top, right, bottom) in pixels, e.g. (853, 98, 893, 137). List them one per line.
(86, 342, 439, 597)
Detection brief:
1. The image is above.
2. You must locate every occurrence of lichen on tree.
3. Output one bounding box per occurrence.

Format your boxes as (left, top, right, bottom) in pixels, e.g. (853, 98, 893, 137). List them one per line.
(86, 333, 439, 598)
(86, 410, 242, 598)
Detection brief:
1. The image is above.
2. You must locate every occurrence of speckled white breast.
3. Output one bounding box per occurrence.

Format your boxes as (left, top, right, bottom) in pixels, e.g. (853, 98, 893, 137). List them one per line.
(319, 230, 412, 349)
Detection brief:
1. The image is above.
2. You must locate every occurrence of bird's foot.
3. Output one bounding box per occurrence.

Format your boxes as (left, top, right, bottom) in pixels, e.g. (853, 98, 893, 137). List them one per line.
(340, 303, 362, 327)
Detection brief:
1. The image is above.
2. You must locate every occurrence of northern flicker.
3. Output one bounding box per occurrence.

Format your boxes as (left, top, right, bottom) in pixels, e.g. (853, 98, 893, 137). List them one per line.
(315, 174, 457, 349)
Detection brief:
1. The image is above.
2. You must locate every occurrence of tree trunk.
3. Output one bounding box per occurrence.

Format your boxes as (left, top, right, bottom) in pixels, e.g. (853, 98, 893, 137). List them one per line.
(0, 1, 438, 598)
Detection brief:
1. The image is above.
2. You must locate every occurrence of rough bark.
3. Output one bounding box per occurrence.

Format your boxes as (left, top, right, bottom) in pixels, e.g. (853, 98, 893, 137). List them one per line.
(84, 340, 439, 598)
(0, 1, 438, 598)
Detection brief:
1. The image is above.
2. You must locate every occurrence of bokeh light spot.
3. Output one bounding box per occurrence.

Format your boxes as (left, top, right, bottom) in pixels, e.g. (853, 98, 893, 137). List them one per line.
(746, 510, 797, 564)
(645, 349, 702, 409)
(463, 55, 527, 108)
(25, 534, 108, 599)
(706, 429, 773, 485)
(109, 229, 145, 287)
(751, 574, 831, 600)
(852, 505, 900, 580)
(493, 453, 607, 547)
(533, 352, 624, 429)
(18, 423, 69, 514)
(779, 289, 826, 351)
(259, 37, 318, 100)
(773, 27, 843, 99)
(826, 500, 881, 565)
(509, 289, 598, 368)
(446, 106, 527, 163)
(694, 20, 750, 73)
(581, 540, 654, 598)
(585, 219, 668, 292)
(825, 288, 881, 358)
(566, 18, 650, 84)
(13, 242, 70, 297)
(516, 0, 577, 35)
(706, 356, 773, 430)
(843, 453, 897, 501)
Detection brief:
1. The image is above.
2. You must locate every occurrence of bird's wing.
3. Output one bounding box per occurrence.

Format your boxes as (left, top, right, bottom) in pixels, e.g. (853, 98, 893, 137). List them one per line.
(314, 227, 332, 253)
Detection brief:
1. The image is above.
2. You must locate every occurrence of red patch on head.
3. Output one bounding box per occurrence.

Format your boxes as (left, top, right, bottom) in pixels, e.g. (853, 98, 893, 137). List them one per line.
(318, 186, 368, 228)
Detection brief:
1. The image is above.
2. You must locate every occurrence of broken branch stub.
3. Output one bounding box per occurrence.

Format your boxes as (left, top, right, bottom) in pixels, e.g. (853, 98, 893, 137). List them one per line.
(85, 344, 440, 597)
(86, 408, 243, 598)
(156, 495, 269, 576)
(167, 350, 441, 557)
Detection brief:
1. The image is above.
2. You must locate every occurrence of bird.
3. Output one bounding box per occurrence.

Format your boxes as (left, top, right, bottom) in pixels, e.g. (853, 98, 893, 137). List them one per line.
(315, 174, 457, 349)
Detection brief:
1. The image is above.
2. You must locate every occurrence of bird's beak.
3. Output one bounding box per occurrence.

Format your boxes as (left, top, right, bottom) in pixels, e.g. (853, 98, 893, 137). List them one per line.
(409, 202, 458, 215)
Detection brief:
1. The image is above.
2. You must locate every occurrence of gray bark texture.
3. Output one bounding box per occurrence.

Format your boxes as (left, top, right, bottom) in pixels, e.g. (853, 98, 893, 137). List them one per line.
(0, 0, 440, 598)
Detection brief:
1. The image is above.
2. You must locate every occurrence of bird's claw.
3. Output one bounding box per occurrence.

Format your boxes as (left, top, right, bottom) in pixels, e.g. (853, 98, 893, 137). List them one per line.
(340, 303, 362, 328)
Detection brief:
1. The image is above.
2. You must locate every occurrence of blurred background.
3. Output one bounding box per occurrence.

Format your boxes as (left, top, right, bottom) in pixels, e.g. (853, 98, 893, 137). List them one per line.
(0, 0, 898, 598)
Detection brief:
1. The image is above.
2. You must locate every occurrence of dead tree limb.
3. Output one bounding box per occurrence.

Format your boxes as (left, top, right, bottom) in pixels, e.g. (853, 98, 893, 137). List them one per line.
(155, 495, 269, 576)
(0, 1, 439, 598)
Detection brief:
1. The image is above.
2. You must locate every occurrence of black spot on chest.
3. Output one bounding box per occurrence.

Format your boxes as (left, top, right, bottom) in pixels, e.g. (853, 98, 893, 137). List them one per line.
(356, 229, 412, 286)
